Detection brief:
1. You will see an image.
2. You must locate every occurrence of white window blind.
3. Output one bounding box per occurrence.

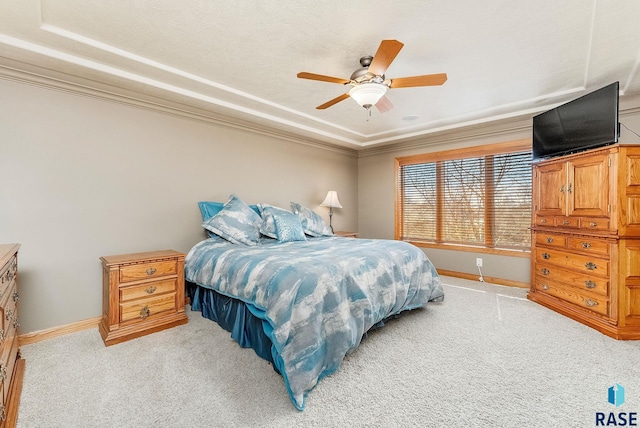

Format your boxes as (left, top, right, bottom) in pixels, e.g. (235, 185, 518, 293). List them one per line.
(397, 148, 532, 250)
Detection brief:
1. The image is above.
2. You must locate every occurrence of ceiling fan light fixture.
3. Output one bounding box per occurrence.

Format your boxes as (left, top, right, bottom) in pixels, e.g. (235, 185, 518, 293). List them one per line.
(349, 83, 387, 109)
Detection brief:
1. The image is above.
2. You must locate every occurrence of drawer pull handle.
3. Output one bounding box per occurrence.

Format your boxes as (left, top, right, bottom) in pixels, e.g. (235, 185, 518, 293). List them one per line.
(145, 286, 157, 294)
(546, 237, 554, 244)
(585, 299, 598, 307)
(12, 291, 19, 302)
(542, 284, 549, 290)
(541, 268, 550, 276)
(584, 280, 597, 289)
(581, 242, 592, 249)
(585, 262, 597, 271)
(145, 267, 157, 276)
(567, 183, 573, 194)
(589, 222, 597, 227)
(562, 220, 570, 225)
(542, 253, 551, 260)
(540, 218, 547, 224)
(140, 306, 150, 320)
(560, 185, 565, 193)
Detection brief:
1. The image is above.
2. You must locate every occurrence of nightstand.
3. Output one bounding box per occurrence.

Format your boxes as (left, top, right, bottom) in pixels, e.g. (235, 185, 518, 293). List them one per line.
(99, 250, 188, 346)
(334, 231, 358, 238)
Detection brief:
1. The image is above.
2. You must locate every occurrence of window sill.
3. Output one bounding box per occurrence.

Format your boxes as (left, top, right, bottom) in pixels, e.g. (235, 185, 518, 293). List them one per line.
(404, 240, 531, 258)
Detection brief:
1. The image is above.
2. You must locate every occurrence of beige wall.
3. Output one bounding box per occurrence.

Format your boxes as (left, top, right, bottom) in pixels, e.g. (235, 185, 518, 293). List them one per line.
(0, 77, 358, 334)
(357, 103, 640, 285)
(5, 73, 640, 334)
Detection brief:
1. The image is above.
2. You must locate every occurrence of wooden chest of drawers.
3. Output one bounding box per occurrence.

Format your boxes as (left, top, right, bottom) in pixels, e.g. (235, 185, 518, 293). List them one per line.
(529, 144, 640, 339)
(0, 244, 24, 427)
(533, 233, 614, 318)
(99, 250, 188, 346)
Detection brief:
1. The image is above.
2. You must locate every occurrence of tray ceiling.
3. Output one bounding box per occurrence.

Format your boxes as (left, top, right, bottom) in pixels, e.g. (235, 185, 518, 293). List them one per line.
(1, 0, 640, 150)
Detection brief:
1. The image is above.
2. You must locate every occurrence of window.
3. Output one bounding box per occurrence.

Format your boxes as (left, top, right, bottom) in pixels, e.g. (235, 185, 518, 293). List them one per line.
(395, 140, 532, 253)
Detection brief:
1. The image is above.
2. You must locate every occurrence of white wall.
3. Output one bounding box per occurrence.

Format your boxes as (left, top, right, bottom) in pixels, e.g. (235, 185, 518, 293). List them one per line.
(0, 77, 358, 333)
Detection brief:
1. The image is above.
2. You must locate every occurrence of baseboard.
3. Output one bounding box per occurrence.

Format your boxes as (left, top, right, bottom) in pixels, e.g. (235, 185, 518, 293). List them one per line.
(437, 269, 530, 289)
(16, 271, 528, 346)
(18, 316, 102, 346)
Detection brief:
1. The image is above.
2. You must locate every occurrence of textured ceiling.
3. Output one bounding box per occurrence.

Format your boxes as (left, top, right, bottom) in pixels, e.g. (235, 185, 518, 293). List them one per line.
(1, 0, 640, 150)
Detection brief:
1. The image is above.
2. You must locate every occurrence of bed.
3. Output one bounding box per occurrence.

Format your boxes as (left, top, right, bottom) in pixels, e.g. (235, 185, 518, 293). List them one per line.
(184, 195, 444, 410)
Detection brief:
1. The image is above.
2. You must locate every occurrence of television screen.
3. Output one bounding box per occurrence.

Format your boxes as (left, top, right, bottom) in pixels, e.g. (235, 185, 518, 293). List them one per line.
(532, 82, 619, 161)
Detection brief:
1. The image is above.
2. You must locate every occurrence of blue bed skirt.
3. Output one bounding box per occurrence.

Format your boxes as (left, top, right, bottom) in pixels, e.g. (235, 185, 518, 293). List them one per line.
(187, 281, 279, 372)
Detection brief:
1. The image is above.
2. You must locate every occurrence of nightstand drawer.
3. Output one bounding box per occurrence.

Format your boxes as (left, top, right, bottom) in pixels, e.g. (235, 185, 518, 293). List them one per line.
(119, 260, 177, 283)
(120, 293, 176, 323)
(120, 278, 177, 302)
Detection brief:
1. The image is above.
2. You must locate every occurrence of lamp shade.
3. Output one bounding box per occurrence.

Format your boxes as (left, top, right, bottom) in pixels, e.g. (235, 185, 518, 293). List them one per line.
(348, 83, 387, 109)
(320, 191, 342, 208)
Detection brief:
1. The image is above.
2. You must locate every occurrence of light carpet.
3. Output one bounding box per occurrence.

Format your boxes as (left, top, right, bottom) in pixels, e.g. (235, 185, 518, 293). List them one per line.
(15, 276, 640, 427)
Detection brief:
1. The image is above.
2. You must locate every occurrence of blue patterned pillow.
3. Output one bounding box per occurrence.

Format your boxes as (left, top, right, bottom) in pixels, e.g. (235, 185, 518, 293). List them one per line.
(198, 201, 225, 222)
(290, 202, 334, 237)
(198, 201, 260, 221)
(257, 204, 292, 239)
(202, 195, 262, 246)
(272, 209, 307, 242)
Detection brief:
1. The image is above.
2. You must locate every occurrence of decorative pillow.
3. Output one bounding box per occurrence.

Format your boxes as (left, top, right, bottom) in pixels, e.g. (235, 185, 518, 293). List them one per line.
(257, 204, 293, 239)
(290, 202, 334, 237)
(272, 209, 307, 242)
(202, 195, 262, 246)
(198, 201, 260, 221)
(198, 201, 225, 222)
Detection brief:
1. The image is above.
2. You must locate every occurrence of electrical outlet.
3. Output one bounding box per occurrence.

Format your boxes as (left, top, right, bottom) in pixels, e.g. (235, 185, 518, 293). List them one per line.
(476, 258, 483, 267)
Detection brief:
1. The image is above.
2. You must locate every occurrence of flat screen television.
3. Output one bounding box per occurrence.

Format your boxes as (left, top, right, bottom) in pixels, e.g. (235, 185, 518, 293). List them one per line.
(532, 81, 619, 161)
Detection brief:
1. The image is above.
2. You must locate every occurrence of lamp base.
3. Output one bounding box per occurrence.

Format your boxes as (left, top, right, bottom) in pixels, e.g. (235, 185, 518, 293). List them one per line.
(329, 210, 334, 234)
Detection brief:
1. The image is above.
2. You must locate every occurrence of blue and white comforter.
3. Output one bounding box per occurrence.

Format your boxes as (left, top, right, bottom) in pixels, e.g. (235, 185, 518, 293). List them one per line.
(185, 236, 444, 410)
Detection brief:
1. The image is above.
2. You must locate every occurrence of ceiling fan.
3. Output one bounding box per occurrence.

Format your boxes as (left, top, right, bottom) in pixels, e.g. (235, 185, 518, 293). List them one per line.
(297, 39, 447, 112)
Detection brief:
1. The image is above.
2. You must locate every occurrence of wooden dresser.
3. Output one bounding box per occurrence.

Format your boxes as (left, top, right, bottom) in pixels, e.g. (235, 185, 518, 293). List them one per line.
(0, 244, 24, 427)
(528, 144, 640, 339)
(99, 250, 188, 346)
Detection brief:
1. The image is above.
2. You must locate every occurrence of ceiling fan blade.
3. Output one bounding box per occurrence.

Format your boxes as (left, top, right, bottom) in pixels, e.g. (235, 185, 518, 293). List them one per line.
(375, 95, 394, 113)
(389, 73, 448, 88)
(297, 72, 350, 85)
(316, 93, 350, 109)
(368, 40, 404, 76)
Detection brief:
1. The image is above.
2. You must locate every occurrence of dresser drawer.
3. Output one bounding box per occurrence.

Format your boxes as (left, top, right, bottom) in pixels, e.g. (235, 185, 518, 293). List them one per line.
(0, 286, 18, 346)
(535, 247, 609, 277)
(566, 237, 610, 256)
(535, 280, 609, 316)
(0, 255, 16, 301)
(536, 216, 554, 227)
(535, 264, 608, 297)
(0, 334, 18, 404)
(535, 233, 566, 248)
(119, 260, 177, 283)
(579, 218, 610, 231)
(120, 278, 176, 302)
(120, 293, 177, 323)
(556, 217, 579, 228)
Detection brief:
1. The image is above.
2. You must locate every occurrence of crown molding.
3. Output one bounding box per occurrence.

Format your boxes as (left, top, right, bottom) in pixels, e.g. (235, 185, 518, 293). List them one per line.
(0, 64, 358, 157)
